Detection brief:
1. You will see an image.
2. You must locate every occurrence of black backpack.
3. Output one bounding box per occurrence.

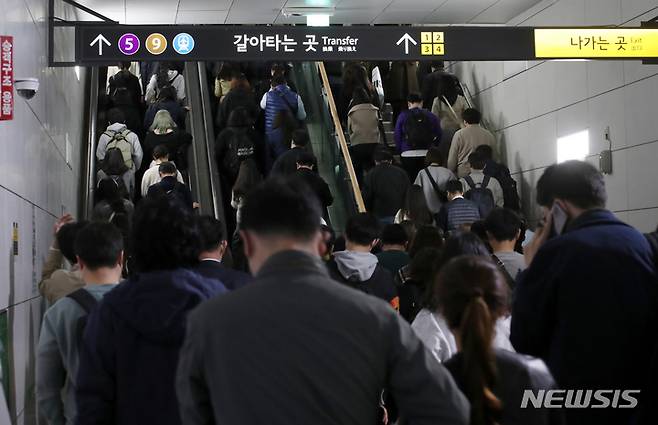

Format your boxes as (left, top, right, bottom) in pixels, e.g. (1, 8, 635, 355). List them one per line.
(404, 109, 434, 149)
(464, 175, 495, 218)
(66, 289, 98, 348)
(228, 128, 255, 174)
(487, 163, 521, 211)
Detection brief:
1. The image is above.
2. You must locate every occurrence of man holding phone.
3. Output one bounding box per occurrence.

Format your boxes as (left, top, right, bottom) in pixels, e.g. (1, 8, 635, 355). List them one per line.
(511, 160, 658, 425)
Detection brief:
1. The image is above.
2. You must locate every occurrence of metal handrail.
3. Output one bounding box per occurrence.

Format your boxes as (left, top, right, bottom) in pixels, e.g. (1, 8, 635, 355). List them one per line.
(316, 62, 366, 213)
(81, 66, 98, 219)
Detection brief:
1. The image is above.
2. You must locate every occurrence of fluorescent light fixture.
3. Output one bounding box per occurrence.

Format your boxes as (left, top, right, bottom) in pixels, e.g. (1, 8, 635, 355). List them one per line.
(74, 66, 80, 81)
(557, 130, 589, 163)
(307, 14, 330, 26)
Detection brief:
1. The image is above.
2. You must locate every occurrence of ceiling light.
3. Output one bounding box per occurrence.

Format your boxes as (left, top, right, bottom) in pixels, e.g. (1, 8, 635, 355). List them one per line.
(307, 14, 330, 27)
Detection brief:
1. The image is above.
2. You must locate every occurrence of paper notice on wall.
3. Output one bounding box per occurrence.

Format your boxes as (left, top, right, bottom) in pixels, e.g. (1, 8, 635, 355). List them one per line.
(0, 36, 13, 121)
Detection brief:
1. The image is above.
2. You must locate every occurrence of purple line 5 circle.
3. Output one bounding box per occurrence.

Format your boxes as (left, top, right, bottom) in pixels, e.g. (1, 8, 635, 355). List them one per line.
(118, 33, 140, 55)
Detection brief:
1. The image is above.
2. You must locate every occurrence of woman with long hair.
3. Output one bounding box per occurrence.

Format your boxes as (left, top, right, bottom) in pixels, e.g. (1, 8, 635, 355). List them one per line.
(348, 87, 381, 183)
(215, 73, 259, 131)
(230, 158, 263, 272)
(143, 109, 192, 170)
(395, 184, 434, 226)
(437, 256, 562, 425)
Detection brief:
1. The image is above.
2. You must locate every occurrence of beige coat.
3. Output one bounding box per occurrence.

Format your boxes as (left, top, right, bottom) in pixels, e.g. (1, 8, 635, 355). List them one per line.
(432, 95, 468, 132)
(347, 103, 380, 146)
(39, 248, 84, 304)
(447, 125, 495, 178)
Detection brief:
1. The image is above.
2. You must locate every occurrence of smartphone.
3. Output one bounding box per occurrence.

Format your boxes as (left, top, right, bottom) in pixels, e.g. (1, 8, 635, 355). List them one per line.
(551, 203, 568, 236)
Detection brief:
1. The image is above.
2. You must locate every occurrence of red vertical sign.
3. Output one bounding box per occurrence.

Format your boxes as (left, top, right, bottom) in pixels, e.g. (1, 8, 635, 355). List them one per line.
(1, 36, 14, 121)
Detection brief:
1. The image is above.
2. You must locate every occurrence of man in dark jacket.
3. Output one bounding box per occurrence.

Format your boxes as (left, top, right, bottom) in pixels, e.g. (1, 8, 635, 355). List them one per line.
(327, 213, 399, 310)
(511, 161, 658, 425)
(146, 162, 195, 210)
(420, 61, 462, 109)
(363, 149, 410, 224)
(176, 179, 469, 425)
(292, 151, 333, 222)
(76, 196, 226, 425)
(194, 215, 252, 291)
(270, 129, 317, 177)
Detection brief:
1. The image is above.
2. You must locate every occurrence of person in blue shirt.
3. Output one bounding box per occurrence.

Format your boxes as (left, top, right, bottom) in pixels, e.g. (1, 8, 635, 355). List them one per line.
(37, 222, 124, 425)
(260, 73, 307, 171)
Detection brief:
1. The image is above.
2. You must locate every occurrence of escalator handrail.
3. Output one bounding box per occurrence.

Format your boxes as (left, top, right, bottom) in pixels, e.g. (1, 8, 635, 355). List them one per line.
(316, 62, 366, 213)
(82, 66, 99, 220)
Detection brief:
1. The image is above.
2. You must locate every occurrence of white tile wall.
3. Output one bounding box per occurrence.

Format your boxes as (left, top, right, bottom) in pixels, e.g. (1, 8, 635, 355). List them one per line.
(453, 0, 658, 232)
(0, 0, 86, 422)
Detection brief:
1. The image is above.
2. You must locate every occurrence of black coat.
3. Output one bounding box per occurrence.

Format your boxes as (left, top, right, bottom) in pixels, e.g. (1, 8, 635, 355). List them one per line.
(215, 126, 264, 184)
(176, 250, 470, 425)
(146, 176, 194, 210)
(292, 168, 333, 219)
(143, 130, 193, 169)
(511, 209, 658, 425)
(215, 88, 259, 131)
(363, 163, 410, 219)
(193, 260, 252, 291)
(270, 147, 318, 178)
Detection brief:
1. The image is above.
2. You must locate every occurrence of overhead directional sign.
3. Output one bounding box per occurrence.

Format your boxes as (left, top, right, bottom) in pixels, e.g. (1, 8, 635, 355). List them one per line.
(75, 25, 658, 63)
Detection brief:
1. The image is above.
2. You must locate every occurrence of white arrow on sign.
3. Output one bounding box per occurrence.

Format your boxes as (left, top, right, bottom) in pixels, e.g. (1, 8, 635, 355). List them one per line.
(396, 33, 417, 55)
(90, 34, 111, 56)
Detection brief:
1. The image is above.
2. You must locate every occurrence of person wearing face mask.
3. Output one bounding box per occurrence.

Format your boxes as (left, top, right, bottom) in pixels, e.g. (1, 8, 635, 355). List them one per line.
(512, 160, 658, 425)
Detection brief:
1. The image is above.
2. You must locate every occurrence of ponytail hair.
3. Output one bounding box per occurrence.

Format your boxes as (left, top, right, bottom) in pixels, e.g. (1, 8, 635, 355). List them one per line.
(436, 256, 509, 425)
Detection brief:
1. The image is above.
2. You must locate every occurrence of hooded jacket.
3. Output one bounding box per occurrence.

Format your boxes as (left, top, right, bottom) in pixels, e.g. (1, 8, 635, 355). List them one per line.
(96, 123, 143, 172)
(327, 251, 398, 308)
(75, 269, 226, 425)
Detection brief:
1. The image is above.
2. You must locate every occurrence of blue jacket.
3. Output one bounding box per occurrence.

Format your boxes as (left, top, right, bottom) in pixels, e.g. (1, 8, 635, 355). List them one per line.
(511, 209, 658, 425)
(263, 84, 303, 132)
(75, 269, 226, 425)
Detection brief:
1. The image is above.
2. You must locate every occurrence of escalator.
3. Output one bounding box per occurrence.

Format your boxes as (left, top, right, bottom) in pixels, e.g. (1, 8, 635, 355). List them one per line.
(291, 62, 366, 232)
(80, 64, 226, 229)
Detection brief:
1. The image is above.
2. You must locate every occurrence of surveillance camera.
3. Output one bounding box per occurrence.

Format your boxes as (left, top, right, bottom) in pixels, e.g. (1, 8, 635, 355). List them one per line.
(14, 78, 39, 100)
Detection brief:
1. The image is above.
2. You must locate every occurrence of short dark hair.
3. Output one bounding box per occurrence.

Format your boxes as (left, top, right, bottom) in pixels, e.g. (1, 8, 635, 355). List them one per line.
(431, 60, 445, 69)
(536, 160, 607, 209)
(462, 108, 482, 124)
(158, 86, 177, 102)
(381, 224, 409, 246)
(57, 221, 90, 264)
(475, 145, 493, 160)
(271, 73, 286, 87)
(132, 196, 202, 272)
(374, 148, 393, 163)
(119, 61, 131, 70)
(446, 179, 463, 194)
(107, 108, 126, 125)
(74, 222, 123, 270)
(241, 179, 322, 241)
(296, 151, 316, 167)
(159, 162, 177, 175)
(153, 144, 169, 160)
(468, 152, 486, 170)
(292, 129, 310, 147)
(197, 215, 225, 252)
(227, 107, 253, 127)
(425, 147, 444, 166)
(441, 232, 490, 265)
(484, 208, 522, 242)
(345, 213, 381, 246)
(407, 92, 422, 103)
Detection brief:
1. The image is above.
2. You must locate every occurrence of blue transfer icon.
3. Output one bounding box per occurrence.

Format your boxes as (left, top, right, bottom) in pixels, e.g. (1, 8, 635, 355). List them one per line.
(173, 33, 195, 55)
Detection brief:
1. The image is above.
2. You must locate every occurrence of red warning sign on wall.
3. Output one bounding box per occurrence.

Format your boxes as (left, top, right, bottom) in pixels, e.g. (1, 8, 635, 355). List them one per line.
(1, 35, 14, 121)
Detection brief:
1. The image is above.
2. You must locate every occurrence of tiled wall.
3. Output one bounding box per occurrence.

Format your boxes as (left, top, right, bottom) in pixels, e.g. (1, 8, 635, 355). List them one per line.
(451, 0, 658, 231)
(0, 0, 86, 423)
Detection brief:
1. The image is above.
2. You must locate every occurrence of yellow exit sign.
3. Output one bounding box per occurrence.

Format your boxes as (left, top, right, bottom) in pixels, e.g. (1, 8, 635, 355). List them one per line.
(420, 31, 445, 56)
(535, 28, 658, 58)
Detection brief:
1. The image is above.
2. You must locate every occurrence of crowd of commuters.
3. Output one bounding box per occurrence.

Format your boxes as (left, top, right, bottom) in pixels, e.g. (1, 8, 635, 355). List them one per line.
(33, 58, 658, 425)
